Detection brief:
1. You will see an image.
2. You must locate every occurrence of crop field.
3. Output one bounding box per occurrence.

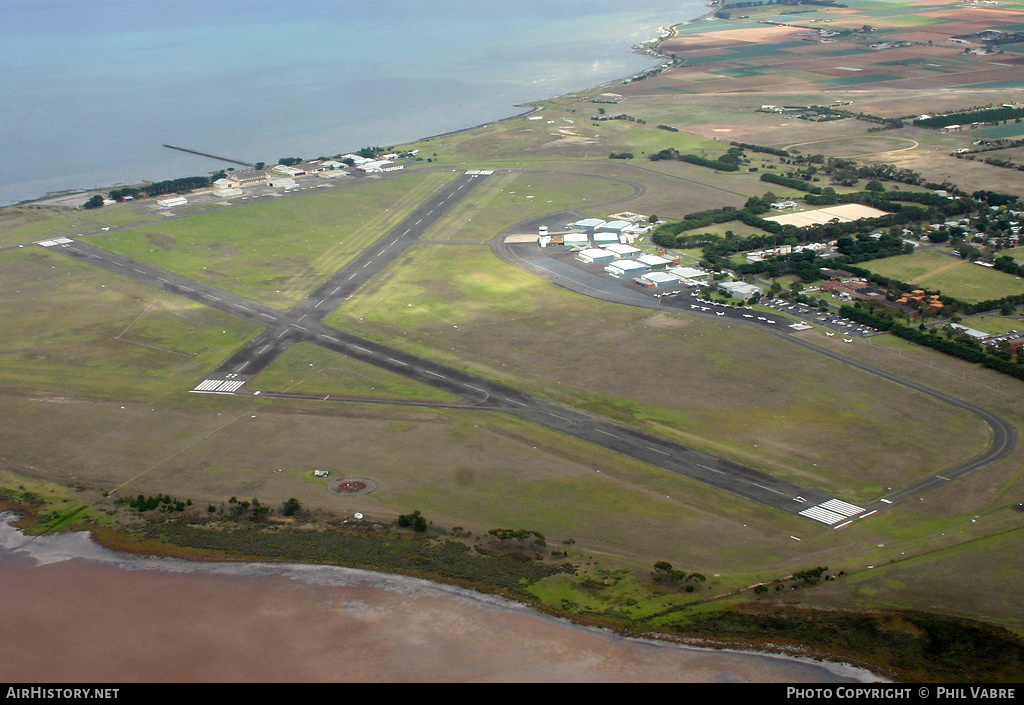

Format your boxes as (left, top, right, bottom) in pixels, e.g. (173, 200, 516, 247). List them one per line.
(327, 243, 990, 501)
(88, 173, 454, 308)
(862, 250, 1024, 302)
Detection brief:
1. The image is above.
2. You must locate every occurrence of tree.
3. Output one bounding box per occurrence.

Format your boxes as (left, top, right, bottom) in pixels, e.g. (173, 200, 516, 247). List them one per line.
(281, 497, 303, 516)
(82, 195, 104, 209)
(398, 510, 427, 532)
(865, 179, 885, 192)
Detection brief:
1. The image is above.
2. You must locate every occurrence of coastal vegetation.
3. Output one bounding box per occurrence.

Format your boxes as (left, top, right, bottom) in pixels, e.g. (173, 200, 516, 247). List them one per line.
(4, 0, 1024, 682)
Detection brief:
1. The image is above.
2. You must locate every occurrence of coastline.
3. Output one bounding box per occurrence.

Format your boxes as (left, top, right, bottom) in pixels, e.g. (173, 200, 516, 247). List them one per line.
(7, 7, 708, 209)
(0, 4, 895, 682)
(0, 511, 886, 683)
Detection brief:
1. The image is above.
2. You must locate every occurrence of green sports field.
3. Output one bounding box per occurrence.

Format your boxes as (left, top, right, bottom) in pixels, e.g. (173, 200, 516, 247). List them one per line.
(861, 250, 1024, 302)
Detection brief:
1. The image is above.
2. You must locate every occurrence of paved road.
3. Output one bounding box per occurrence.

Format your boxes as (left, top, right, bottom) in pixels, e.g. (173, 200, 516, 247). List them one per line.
(42, 172, 844, 521)
(42, 169, 1016, 526)
(492, 235, 1018, 517)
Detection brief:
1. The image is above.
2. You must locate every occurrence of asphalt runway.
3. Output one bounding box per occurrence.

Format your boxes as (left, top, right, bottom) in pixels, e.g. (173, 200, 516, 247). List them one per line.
(39, 170, 1017, 526)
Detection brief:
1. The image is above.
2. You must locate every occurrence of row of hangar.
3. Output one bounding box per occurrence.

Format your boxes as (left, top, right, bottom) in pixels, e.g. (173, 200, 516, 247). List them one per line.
(574, 246, 717, 290)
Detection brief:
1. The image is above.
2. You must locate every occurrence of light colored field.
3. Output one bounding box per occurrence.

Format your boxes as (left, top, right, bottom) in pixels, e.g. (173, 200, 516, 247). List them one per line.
(764, 203, 890, 227)
(89, 173, 454, 308)
(0, 203, 160, 248)
(327, 242, 990, 501)
(862, 250, 1024, 302)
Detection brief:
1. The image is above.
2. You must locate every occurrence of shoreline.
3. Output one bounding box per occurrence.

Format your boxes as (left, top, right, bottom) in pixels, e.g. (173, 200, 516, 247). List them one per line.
(0, 511, 887, 683)
(7, 8, 708, 210)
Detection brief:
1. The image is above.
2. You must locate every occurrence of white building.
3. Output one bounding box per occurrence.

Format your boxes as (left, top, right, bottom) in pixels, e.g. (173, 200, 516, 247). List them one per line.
(156, 196, 187, 207)
(605, 260, 648, 278)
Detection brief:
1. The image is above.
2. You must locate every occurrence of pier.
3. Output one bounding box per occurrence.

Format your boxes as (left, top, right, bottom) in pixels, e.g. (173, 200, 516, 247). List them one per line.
(163, 144, 253, 167)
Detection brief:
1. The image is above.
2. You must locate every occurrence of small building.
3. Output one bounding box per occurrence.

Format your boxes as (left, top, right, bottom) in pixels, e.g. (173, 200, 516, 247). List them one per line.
(573, 218, 606, 232)
(718, 280, 762, 301)
(597, 220, 632, 234)
(593, 231, 619, 246)
(156, 196, 187, 208)
(576, 248, 616, 264)
(669, 266, 710, 283)
(212, 178, 233, 189)
(214, 188, 243, 198)
(273, 164, 306, 177)
(269, 178, 299, 189)
(563, 232, 589, 248)
(602, 244, 641, 258)
(636, 254, 673, 271)
(605, 260, 648, 278)
(637, 271, 682, 288)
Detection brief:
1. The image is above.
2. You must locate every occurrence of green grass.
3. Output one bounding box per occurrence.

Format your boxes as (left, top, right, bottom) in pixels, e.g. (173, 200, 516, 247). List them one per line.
(960, 315, 1024, 336)
(325, 243, 990, 501)
(88, 173, 454, 308)
(250, 343, 458, 402)
(0, 248, 261, 399)
(421, 170, 636, 241)
(861, 251, 1024, 303)
(0, 203, 160, 248)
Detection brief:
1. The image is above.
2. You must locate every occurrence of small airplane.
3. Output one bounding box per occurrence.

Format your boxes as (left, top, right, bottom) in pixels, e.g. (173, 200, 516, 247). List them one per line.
(825, 332, 835, 337)
(843, 338, 853, 343)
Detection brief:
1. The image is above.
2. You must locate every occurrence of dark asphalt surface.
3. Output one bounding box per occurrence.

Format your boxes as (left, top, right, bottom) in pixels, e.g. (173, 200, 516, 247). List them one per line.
(41, 169, 1018, 526)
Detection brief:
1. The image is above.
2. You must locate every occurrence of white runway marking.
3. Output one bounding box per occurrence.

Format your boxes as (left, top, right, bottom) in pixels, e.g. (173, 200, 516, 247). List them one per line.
(193, 379, 246, 393)
(799, 499, 864, 525)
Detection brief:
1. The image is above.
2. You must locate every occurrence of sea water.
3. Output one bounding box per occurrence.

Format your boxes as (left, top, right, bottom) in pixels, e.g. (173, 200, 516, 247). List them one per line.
(1, 0, 706, 206)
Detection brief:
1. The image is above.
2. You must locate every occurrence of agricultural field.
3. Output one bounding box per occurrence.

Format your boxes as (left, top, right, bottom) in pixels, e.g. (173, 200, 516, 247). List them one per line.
(862, 250, 1024, 302)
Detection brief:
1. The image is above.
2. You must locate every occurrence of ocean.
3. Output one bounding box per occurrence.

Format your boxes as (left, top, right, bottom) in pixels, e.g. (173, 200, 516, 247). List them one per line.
(1, 0, 707, 206)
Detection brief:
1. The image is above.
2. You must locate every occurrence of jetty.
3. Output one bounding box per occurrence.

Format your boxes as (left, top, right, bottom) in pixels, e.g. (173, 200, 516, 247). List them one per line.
(163, 144, 253, 167)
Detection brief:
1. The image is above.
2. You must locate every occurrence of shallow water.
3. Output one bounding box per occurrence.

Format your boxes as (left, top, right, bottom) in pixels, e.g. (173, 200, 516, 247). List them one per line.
(0, 514, 885, 683)
(2, 0, 706, 205)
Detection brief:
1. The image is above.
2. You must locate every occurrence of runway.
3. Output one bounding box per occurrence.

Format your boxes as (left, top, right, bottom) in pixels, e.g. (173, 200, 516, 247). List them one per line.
(40, 169, 1015, 526)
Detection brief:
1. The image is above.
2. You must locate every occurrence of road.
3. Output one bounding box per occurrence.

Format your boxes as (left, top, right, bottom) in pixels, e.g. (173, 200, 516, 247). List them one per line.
(40, 168, 1016, 527)
(492, 231, 1018, 518)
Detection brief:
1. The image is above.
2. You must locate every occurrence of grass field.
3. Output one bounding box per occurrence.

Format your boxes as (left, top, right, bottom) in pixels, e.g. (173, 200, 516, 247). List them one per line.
(0, 203, 162, 248)
(88, 173, 454, 308)
(4, 0, 1024, 662)
(861, 250, 1024, 302)
(250, 343, 458, 402)
(420, 170, 637, 241)
(960, 314, 1024, 336)
(326, 243, 990, 501)
(0, 248, 261, 399)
